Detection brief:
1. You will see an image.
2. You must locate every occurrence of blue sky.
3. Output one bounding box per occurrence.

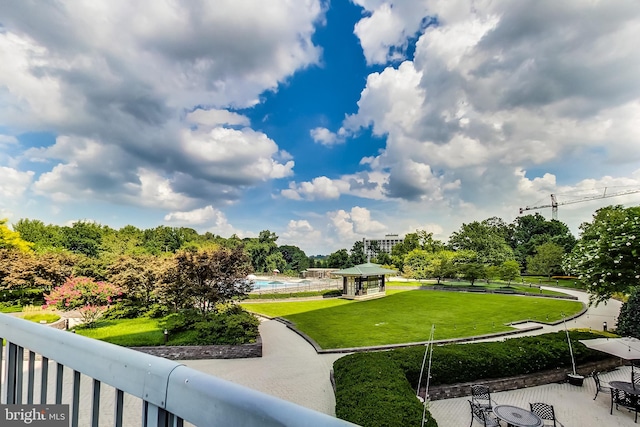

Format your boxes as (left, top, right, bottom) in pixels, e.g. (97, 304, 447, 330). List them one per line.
(1, 0, 640, 255)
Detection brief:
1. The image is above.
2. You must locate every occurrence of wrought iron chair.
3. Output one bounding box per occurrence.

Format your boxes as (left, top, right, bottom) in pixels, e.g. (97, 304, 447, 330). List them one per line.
(632, 370, 640, 389)
(469, 400, 501, 427)
(471, 384, 496, 412)
(593, 370, 611, 400)
(530, 402, 564, 427)
(611, 388, 639, 423)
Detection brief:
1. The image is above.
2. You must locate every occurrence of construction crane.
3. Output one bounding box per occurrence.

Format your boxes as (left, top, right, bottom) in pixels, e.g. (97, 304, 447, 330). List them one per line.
(519, 187, 640, 220)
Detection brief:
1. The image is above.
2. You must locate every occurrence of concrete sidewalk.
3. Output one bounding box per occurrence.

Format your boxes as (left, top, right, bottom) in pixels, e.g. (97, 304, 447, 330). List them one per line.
(183, 320, 344, 416)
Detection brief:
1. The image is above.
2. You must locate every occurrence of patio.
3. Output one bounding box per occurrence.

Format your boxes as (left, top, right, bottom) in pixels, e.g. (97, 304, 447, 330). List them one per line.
(429, 365, 639, 426)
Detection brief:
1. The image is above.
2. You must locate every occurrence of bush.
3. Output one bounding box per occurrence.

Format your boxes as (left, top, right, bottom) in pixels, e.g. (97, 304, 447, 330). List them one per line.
(103, 302, 145, 320)
(333, 352, 434, 427)
(163, 307, 260, 345)
(322, 289, 342, 297)
(333, 331, 611, 426)
(617, 287, 640, 338)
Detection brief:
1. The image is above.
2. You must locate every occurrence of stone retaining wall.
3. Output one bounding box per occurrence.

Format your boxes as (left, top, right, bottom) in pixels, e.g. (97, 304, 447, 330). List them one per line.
(426, 357, 622, 401)
(131, 335, 262, 360)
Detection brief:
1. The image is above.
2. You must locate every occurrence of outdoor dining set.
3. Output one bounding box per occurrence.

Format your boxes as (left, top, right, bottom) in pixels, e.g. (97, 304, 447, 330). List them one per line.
(469, 384, 563, 427)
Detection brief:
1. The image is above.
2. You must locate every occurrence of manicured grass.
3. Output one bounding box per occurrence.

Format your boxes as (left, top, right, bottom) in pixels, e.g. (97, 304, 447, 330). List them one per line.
(242, 290, 583, 349)
(75, 318, 165, 346)
(386, 279, 568, 295)
(21, 313, 61, 323)
(0, 304, 23, 313)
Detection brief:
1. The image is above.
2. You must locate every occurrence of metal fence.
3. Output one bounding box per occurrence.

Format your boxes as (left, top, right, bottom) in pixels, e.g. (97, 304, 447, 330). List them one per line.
(0, 313, 355, 427)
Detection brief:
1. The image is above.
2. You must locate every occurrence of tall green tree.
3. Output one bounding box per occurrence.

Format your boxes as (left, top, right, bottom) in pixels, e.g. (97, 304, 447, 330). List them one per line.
(448, 219, 514, 265)
(511, 214, 576, 270)
(326, 249, 351, 269)
(12, 219, 62, 251)
(349, 241, 367, 266)
(278, 245, 310, 273)
(61, 221, 104, 257)
(617, 287, 640, 338)
(527, 242, 565, 279)
(563, 205, 640, 304)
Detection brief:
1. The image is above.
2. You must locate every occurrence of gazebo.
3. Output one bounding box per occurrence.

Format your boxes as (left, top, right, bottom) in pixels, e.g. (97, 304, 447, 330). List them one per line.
(332, 262, 397, 300)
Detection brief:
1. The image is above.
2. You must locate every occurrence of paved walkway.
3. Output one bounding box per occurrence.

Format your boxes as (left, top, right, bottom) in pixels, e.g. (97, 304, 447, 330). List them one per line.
(183, 320, 344, 416)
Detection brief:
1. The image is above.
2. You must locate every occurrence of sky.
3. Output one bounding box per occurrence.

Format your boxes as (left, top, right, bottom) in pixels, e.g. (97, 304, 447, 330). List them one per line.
(1, 0, 640, 256)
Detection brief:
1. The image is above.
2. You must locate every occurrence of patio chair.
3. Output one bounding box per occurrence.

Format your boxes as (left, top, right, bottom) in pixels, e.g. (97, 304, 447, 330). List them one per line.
(611, 388, 639, 423)
(530, 402, 565, 427)
(593, 370, 611, 400)
(633, 370, 640, 389)
(469, 400, 501, 427)
(470, 384, 496, 412)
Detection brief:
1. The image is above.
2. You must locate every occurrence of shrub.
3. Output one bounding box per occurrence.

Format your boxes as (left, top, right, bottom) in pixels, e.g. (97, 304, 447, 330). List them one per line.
(103, 302, 145, 320)
(322, 289, 342, 297)
(163, 307, 259, 345)
(333, 352, 434, 427)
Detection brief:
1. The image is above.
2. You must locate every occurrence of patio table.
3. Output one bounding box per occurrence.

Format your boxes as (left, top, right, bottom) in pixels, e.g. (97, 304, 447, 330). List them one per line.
(493, 404, 543, 427)
(610, 381, 640, 396)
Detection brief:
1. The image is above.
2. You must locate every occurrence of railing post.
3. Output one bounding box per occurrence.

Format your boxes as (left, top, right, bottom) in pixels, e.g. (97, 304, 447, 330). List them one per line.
(4, 342, 17, 404)
(143, 401, 169, 427)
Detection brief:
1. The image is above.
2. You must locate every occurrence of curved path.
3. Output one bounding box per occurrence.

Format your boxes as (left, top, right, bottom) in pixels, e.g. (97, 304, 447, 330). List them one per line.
(181, 287, 622, 417)
(182, 320, 345, 416)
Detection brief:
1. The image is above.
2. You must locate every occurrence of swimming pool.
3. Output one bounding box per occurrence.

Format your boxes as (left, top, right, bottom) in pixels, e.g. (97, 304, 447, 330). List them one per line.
(252, 280, 301, 290)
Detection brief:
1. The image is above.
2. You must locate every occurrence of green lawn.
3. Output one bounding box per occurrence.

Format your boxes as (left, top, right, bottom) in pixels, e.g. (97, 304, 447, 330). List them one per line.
(21, 313, 61, 324)
(242, 290, 583, 349)
(386, 280, 568, 295)
(75, 318, 165, 346)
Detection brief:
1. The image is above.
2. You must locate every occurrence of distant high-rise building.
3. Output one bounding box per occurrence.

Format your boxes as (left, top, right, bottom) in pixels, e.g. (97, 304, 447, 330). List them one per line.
(363, 234, 404, 260)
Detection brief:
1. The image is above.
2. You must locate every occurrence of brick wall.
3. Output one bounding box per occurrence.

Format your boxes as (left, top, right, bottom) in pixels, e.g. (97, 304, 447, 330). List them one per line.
(131, 335, 262, 360)
(426, 357, 622, 401)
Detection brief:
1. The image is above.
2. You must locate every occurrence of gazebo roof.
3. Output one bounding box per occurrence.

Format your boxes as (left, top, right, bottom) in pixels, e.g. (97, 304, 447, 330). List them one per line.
(332, 262, 397, 277)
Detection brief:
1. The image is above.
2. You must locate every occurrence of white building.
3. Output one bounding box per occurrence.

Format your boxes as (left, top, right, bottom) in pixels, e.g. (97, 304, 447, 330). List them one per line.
(363, 234, 404, 259)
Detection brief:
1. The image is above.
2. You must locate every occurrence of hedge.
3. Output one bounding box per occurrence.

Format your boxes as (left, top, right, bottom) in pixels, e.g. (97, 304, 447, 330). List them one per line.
(333, 352, 435, 427)
(333, 331, 610, 426)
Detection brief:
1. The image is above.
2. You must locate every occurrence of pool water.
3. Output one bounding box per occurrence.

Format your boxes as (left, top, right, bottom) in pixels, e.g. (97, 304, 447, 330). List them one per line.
(252, 280, 301, 290)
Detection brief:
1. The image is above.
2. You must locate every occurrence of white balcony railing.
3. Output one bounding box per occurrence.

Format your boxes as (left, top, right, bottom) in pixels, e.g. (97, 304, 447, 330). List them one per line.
(0, 313, 355, 427)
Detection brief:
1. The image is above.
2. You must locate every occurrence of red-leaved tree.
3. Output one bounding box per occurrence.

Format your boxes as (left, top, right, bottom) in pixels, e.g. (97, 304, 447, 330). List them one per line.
(45, 276, 122, 326)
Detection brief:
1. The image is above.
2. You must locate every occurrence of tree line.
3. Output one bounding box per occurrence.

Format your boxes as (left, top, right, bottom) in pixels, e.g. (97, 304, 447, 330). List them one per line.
(1, 206, 639, 306)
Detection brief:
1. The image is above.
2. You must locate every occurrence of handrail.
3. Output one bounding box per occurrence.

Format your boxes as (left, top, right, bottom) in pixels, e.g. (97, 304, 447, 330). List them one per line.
(0, 313, 355, 426)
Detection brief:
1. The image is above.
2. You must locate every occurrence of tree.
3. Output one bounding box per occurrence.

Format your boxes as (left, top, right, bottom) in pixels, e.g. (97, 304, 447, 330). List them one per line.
(510, 214, 576, 271)
(527, 242, 565, 279)
(278, 245, 310, 273)
(326, 249, 351, 269)
(563, 205, 640, 304)
(0, 219, 33, 252)
(499, 260, 521, 285)
(349, 241, 367, 266)
(100, 225, 144, 255)
(61, 221, 104, 257)
(617, 287, 640, 338)
(108, 255, 171, 305)
(12, 219, 63, 251)
(167, 247, 253, 315)
(403, 249, 430, 279)
(459, 263, 486, 286)
(45, 276, 122, 325)
(448, 219, 514, 265)
(244, 230, 280, 273)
